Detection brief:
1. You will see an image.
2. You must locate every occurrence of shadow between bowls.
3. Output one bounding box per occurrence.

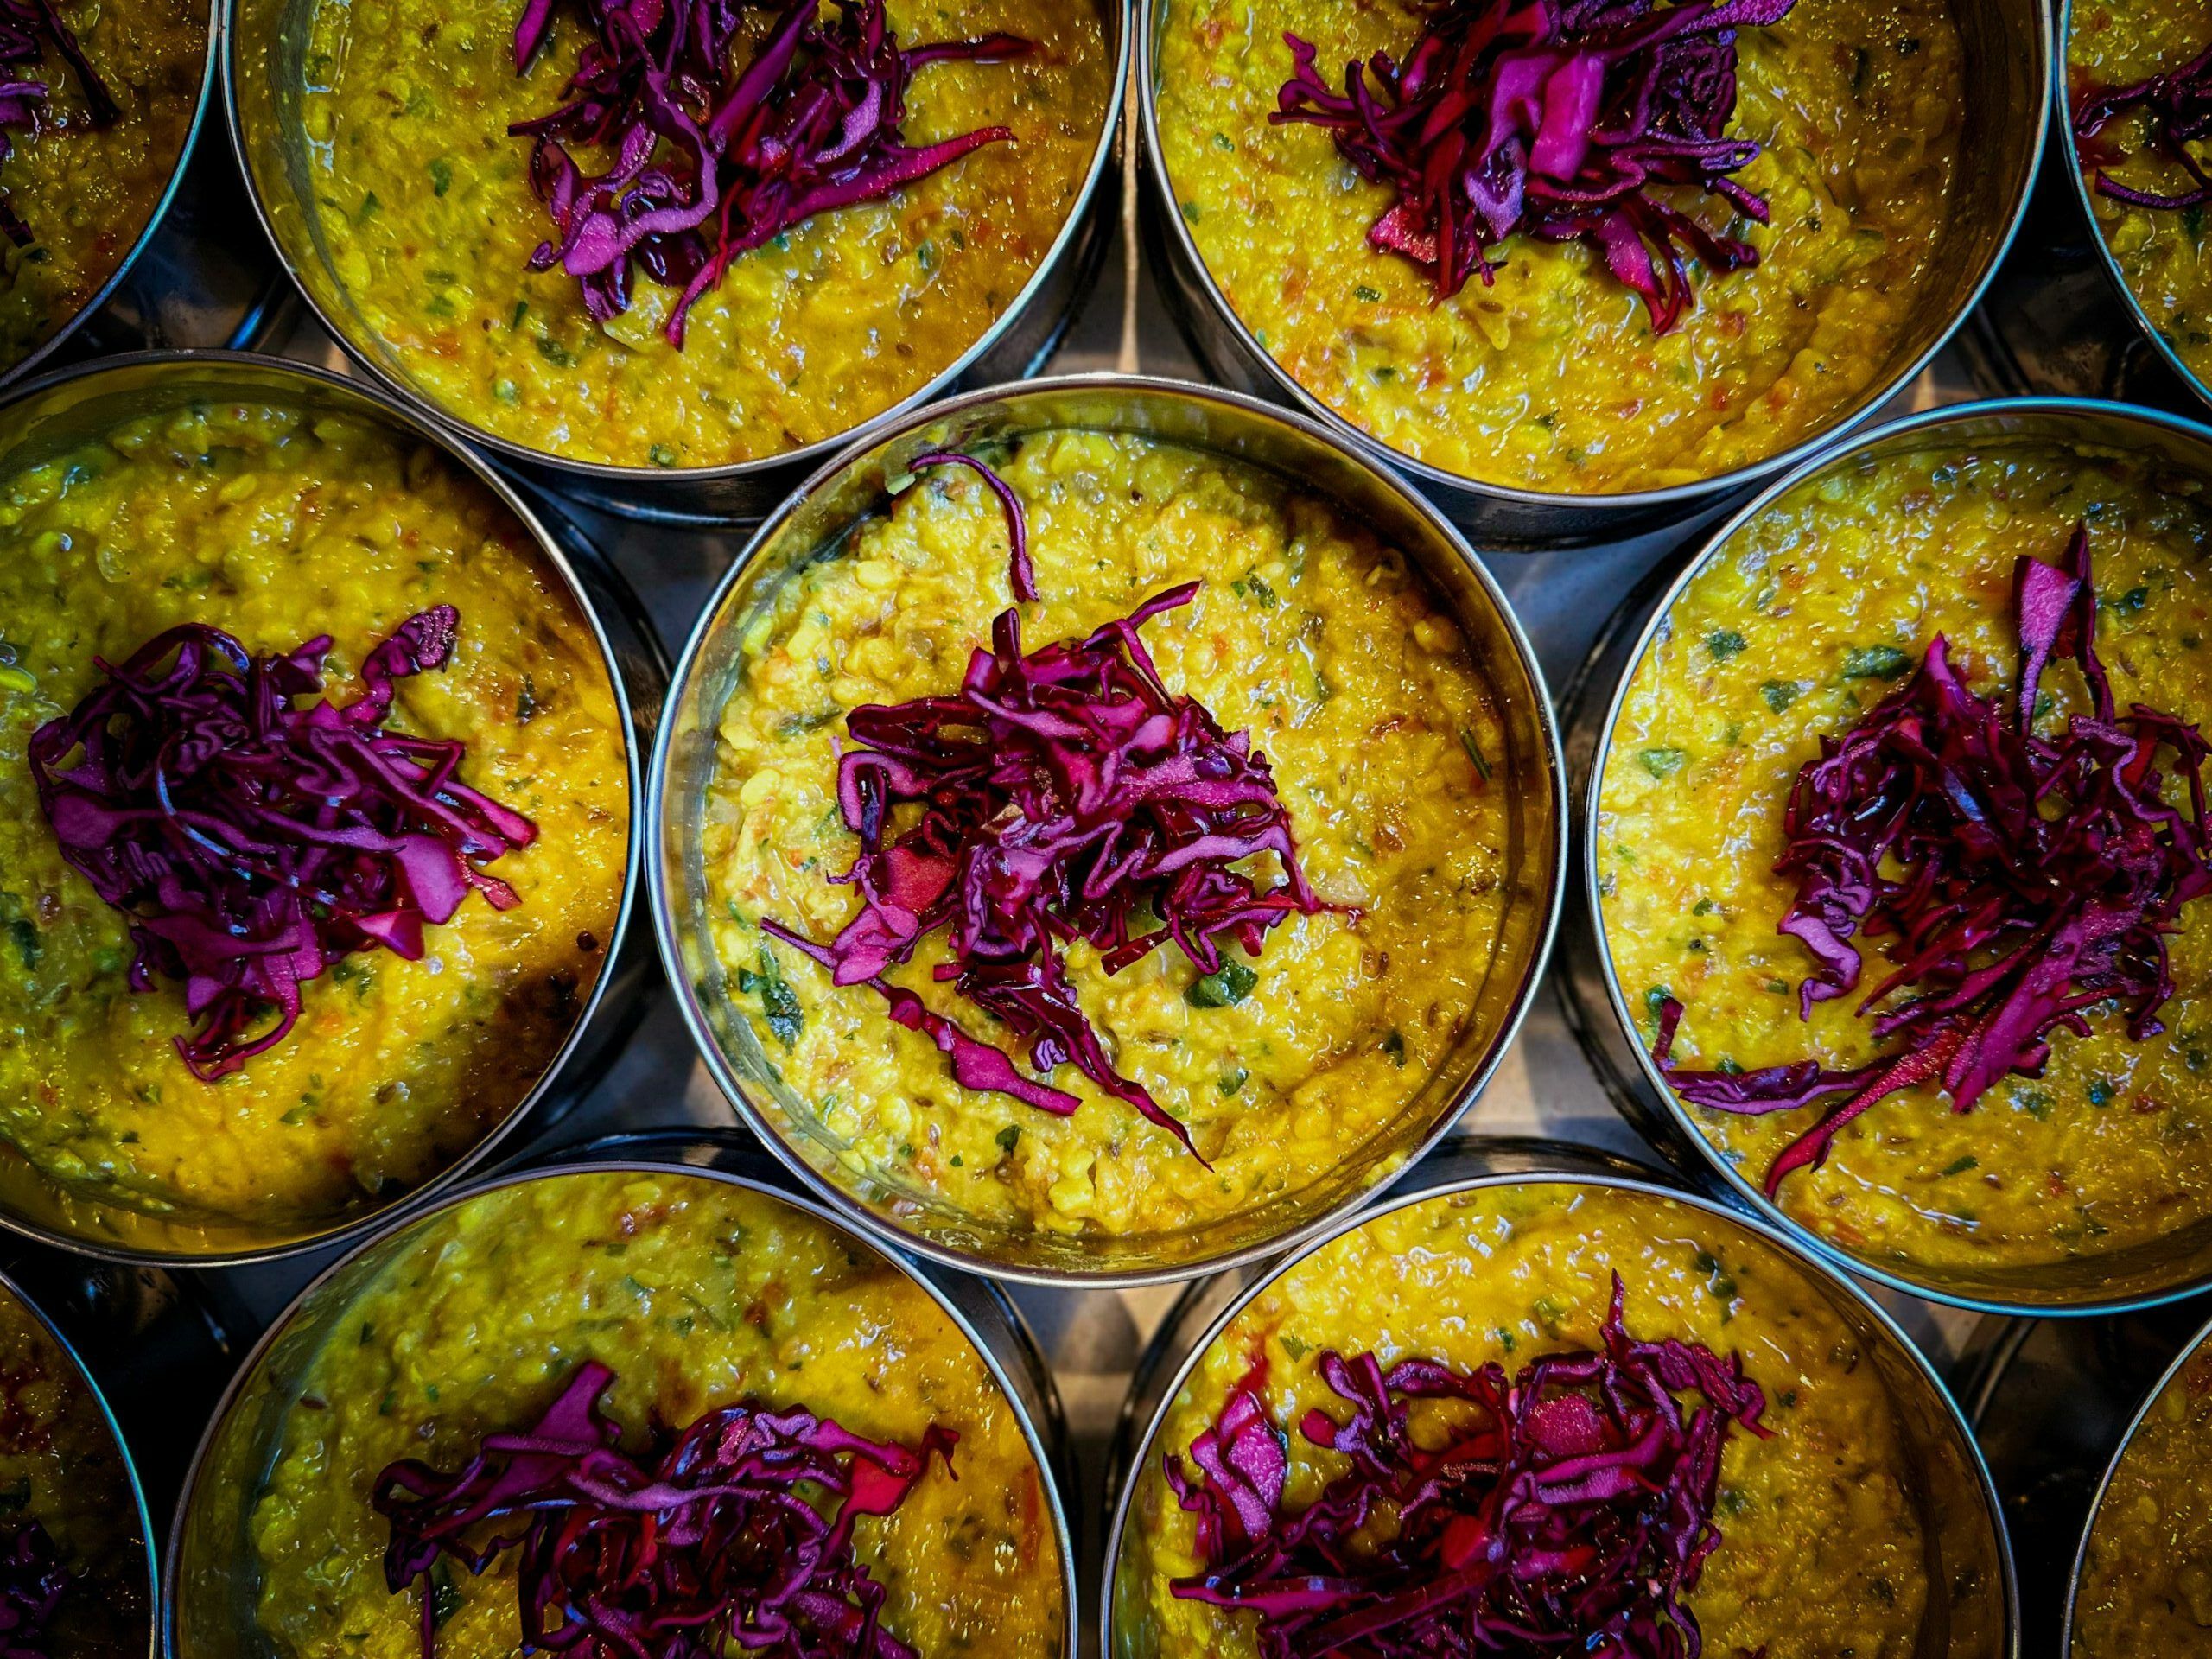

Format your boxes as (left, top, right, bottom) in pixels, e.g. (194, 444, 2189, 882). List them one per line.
(1130, 0, 2050, 550)
(221, 0, 1134, 526)
(162, 1147, 1082, 1659)
(1557, 393, 2212, 1316)
(1096, 1135, 2018, 1659)
(648, 372, 1568, 1288)
(0, 351, 653, 1268)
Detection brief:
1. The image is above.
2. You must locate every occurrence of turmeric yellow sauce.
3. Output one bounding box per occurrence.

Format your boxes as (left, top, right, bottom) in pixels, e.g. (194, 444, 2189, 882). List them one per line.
(2069, 0, 2212, 396)
(1156, 0, 1962, 493)
(2073, 1325, 2212, 1654)
(1116, 1184, 1930, 1657)
(246, 1172, 1065, 1659)
(701, 429, 1524, 1250)
(0, 0, 206, 375)
(0, 397, 628, 1243)
(293, 0, 1109, 467)
(1599, 439, 2212, 1289)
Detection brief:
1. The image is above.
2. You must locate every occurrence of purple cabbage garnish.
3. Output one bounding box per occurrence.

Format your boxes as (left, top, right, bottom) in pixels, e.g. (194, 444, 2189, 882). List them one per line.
(372, 1361, 956, 1659)
(761, 458, 1333, 1161)
(0, 0, 120, 247)
(1164, 1274, 1768, 1657)
(26, 608, 537, 1081)
(0, 1520, 66, 1659)
(2072, 39, 2212, 212)
(1270, 0, 1797, 334)
(1653, 525, 2212, 1194)
(510, 0, 1030, 348)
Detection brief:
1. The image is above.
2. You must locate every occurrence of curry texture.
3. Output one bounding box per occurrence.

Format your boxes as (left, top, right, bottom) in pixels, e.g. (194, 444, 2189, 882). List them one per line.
(0, 1287, 148, 1656)
(2073, 1326, 2212, 1653)
(0, 0, 206, 375)
(0, 397, 627, 1237)
(701, 429, 1518, 1244)
(1599, 440, 2212, 1287)
(295, 0, 1109, 467)
(1156, 0, 1962, 493)
(246, 1173, 1065, 1659)
(1115, 1184, 1930, 1658)
(2070, 0, 2212, 397)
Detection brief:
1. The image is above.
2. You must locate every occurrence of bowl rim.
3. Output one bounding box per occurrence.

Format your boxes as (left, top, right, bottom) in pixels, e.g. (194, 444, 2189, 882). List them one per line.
(1097, 1165, 2022, 1658)
(1133, 0, 2053, 514)
(217, 0, 1134, 487)
(0, 0, 221, 395)
(1580, 391, 2212, 1317)
(2051, 0, 2212, 417)
(157, 1156, 1083, 1659)
(647, 368, 1569, 1288)
(0, 346, 646, 1268)
(2060, 1306, 2212, 1649)
(0, 1265, 161, 1659)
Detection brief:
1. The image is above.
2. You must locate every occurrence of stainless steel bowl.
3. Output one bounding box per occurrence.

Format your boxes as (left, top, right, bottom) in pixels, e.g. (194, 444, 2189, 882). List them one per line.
(1135, 0, 2050, 549)
(222, 0, 1131, 525)
(1102, 1145, 2019, 1659)
(2054, 0, 2212, 418)
(651, 373, 1567, 1287)
(0, 1265, 160, 1659)
(1569, 395, 2212, 1314)
(0, 351, 651, 1266)
(162, 1154, 1081, 1659)
(0, 1, 220, 393)
(2063, 1308, 2212, 1654)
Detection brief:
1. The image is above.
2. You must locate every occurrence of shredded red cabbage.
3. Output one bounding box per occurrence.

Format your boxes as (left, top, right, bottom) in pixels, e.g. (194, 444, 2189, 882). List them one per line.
(2073, 38, 2212, 213)
(0, 0, 120, 248)
(761, 459, 1332, 1160)
(1653, 526, 2212, 1194)
(1164, 1274, 1768, 1657)
(511, 0, 1028, 349)
(0, 1521, 65, 1659)
(27, 609, 537, 1081)
(372, 1360, 955, 1659)
(1271, 0, 1796, 334)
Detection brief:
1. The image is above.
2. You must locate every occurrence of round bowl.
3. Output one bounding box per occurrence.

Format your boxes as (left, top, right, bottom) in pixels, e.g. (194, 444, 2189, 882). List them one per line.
(2063, 1307, 2212, 1653)
(0, 0, 219, 393)
(0, 351, 649, 1266)
(2054, 0, 2212, 418)
(0, 1264, 160, 1658)
(652, 372, 1567, 1287)
(1136, 0, 2050, 548)
(222, 0, 1131, 525)
(163, 1155, 1079, 1659)
(1573, 395, 2212, 1313)
(1102, 1147, 2018, 1659)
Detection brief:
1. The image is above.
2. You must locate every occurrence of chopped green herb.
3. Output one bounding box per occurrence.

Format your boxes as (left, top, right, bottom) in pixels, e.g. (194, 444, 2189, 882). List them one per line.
(1217, 1065, 1249, 1096)
(1939, 1155, 1979, 1177)
(1638, 747, 1688, 779)
(1459, 729, 1492, 780)
(1381, 1029, 1406, 1066)
(1186, 960, 1257, 1008)
(1706, 629, 1748, 660)
(1279, 1333, 1310, 1360)
(995, 1124, 1021, 1154)
(743, 945, 804, 1046)
(1354, 283, 1382, 302)
(1841, 644, 1910, 681)
(649, 443, 679, 468)
(428, 158, 453, 196)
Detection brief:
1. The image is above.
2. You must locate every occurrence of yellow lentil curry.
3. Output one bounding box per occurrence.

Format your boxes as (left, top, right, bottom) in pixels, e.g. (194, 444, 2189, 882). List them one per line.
(245, 1170, 1065, 1659)
(0, 0, 206, 377)
(2072, 1324, 2212, 1653)
(1599, 439, 2212, 1287)
(1155, 0, 1964, 493)
(702, 429, 1519, 1243)
(2069, 0, 2212, 396)
(1113, 1182, 1930, 1657)
(0, 395, 628, 1239)
(294, 0, 1110, 468)
(0, 1284, 148, 1656)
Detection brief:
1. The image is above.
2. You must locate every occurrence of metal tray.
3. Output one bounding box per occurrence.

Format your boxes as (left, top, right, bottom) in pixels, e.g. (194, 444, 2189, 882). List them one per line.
(51, 124, 2059, 1654)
